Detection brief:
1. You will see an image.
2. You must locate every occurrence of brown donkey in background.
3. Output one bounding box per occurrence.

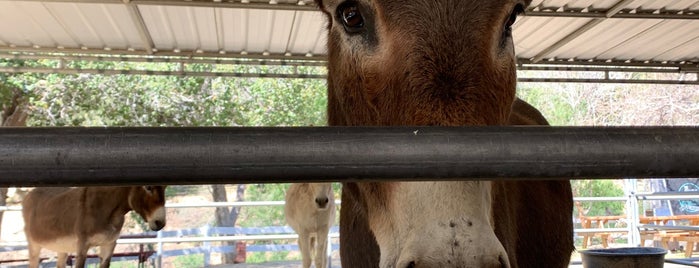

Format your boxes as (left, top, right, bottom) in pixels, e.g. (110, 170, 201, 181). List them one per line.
(22, 186, 167, 268)
(314, 0, 574, 267)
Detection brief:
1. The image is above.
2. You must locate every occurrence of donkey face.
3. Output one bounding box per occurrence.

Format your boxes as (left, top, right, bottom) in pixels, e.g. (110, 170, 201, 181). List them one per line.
(310, 183, 334, 210)
(129, 186, 167, 231)
(316, 0, 530, 267)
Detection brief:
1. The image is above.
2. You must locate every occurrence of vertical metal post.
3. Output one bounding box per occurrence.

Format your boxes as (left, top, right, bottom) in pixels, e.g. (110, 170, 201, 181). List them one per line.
(156, 230, 163, 268)
(203, 225, 211, 267)
(625, 178, 641, 246)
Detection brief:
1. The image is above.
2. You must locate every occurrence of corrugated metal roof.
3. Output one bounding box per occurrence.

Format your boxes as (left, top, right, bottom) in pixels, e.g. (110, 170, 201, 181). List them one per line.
(0, 0, 697, 68)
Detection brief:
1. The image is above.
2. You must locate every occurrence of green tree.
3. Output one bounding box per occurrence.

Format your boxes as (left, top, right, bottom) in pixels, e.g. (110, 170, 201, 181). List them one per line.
(572, 180, 626, 217)
(1, 58, 328, 264)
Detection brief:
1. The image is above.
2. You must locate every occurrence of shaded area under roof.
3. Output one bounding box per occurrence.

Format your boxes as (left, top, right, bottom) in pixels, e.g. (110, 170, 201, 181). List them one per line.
(0, 0, 697, 79)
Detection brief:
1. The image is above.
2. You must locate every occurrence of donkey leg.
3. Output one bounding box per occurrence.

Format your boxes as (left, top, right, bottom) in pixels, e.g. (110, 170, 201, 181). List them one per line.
(298, 231, 312, 268)
(98, 241, 117, 268)
(56, 252, 68, 268)
(75, 242, 88, 268)
(315, 228, 330, 268)
(27, 242, 41, 268)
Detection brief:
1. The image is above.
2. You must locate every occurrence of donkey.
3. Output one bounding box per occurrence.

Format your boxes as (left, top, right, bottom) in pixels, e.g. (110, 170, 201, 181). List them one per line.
(285, 183, 336, 268)
(314, 0, 574, 267)
(22, 186, 167, 268)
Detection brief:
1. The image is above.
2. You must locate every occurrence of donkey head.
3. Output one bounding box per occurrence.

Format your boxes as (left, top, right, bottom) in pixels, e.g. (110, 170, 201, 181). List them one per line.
(129, 186, 167, 231)
(316, 0, 530, 267)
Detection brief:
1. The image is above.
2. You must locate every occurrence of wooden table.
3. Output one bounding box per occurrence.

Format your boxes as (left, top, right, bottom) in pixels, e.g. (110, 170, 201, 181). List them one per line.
(579, 215, 626, 249)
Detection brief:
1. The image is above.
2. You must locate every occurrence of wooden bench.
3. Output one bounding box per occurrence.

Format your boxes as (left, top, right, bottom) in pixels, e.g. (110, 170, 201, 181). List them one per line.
(639, 224, 699, 257)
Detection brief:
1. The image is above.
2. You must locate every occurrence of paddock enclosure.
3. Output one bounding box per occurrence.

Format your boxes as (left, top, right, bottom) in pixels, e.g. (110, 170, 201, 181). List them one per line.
(0, 0, 698, 267)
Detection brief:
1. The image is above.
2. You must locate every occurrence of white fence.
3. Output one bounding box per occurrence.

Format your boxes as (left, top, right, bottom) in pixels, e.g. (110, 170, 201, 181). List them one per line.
(4, 188, 699, 267)
(0, 200, 341, 268)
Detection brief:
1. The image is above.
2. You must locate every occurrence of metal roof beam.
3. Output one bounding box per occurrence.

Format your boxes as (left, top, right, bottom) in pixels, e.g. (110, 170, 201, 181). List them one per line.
(0, 66, 327, 79)
(0, 0, 318, 10)
(2, 66, 697, 85)
(518, 65, 683, 74)
(0, 46, 327, 61)
(2, 49, 697, 71)
(517, 78, 699, 85)
(526, 10, 699, 20)
(0, 52, 327, 66)
(517, 58, 699, 70)
(132, 0, 317, 11)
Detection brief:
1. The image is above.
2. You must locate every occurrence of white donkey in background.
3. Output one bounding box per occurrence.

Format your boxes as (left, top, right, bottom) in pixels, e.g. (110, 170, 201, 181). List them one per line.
(285, 183, 336, 268)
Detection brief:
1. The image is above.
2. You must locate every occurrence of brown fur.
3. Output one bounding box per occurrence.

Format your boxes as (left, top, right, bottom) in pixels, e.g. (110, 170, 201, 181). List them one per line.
(285, 183, 336, 268)
(22, 186, 167, 268)
(315, 0, 573, 267)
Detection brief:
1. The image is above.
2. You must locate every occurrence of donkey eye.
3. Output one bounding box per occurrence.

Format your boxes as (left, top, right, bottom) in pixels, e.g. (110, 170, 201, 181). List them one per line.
(505, 4, 524, 28)
(337, 2, 365, 33)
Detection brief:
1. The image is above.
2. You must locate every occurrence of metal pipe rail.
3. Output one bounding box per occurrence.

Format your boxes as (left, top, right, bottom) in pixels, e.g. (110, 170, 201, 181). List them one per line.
(1, 233, 341, 247)
(0, 126, 697, 187)
(636, 192, 699, 201)
(0, 200, 343, 211)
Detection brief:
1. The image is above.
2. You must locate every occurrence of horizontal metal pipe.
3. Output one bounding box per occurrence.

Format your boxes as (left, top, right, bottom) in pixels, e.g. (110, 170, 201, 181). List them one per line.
(1, 47, 695, 72)
(0, 46, 327, 62)
(526, 10, 699, 20)
(0, 127, 697, 186)
(518, 65, 682, 74)
(574, 228, 628, 234)
(516, 59, 697, 69)
(517, 77, 699, 85)
(2, 67, 697, 85)
(573, 197, 628, 202)
(1, 232, 341, 247)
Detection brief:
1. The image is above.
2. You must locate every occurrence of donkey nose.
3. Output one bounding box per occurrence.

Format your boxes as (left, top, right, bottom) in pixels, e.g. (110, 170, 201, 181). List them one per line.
(152, 220, 165, 231)
(315, 197, 329, 208)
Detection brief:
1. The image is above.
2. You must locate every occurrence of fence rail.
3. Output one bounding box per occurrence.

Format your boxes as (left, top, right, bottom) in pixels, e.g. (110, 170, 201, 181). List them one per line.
(5, 191, 699, 266)
(1, 126, 698, 186)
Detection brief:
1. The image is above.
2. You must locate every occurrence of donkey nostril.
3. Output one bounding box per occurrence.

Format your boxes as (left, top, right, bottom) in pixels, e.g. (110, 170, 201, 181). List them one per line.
(405, 261, 416, 268)
(154, 220, 165, 230)
(499, 254, 509, 268)
(315, 197, 329, 208)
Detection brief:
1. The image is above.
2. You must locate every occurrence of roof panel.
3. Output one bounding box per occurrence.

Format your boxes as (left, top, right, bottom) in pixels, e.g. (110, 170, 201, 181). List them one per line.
(219, 8, 248, 52)
(664, 0, 699, 10)
(656, 38, 699, 62)
(191, 7, 219, 51)
(139, 6, 177, 50)
(286, 11, 326, 55)
(246, 9, 276, 53)
(0, 2, 65, 48)
(596, 20, 699, 61)
(514, 17, 594, 59)
(545, 18, 663, 60)
(267, 10, 296, 54)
